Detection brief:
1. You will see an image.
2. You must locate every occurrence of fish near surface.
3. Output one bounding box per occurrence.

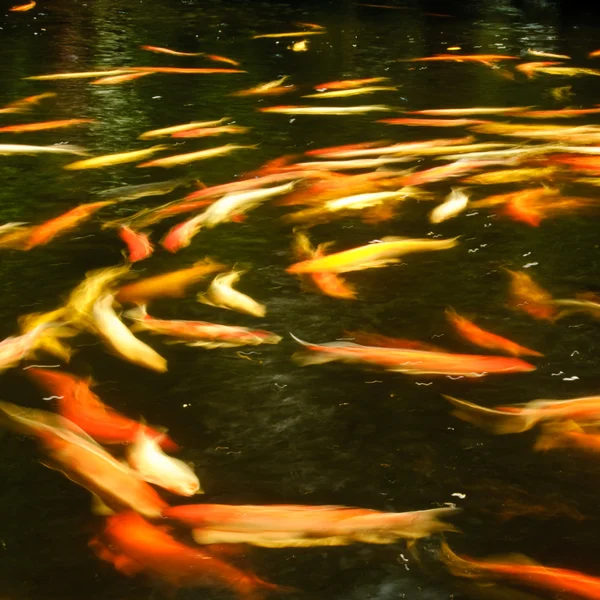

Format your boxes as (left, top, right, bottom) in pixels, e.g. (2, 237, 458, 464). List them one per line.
(127, 427, 201, 496)
(291, 335, 535, 376)
(139, 118, 231, 140)
(137, 144, 256, 168)
(116, 259, 224, 304)
(64, 146, 167, 170)
(0, 323, 62, 372)
(287, 236, 460, 274)
(198, 271, 266, 318)
(534, 421, 600, 455)
(429, 188, 469, 223)
(164, 504, 458, 547)
(504, 269, 558, 321)
(118, 226, 153, 262)
(90, 512, 282, 597)
(125, 305, 282, 347)
(18, 308, 76, 362)
(92, 293, 167, 373)
(27, 367, 177, 449)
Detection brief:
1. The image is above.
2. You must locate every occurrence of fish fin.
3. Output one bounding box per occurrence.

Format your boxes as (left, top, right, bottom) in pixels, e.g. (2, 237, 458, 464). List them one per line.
(343, 258, 401, 271)
(123, 304, 148, 321)
(534, 420, 583, 451)
(196, 293, 217, 307)
(90, 493, 116, 516)
(292, 350, 339, 366)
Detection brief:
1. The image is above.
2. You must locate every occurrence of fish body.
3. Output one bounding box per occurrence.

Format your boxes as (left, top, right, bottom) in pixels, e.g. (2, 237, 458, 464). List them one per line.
(445, 308, 542, 357)
(141, 45, 203, 56)
(172, 125, 250, 138)
(125, 305, 281, 347)
(0, 119, 95, 133)
(65, 146, 166, 170)
(505, 269, 557, 320)
(91, 72, 154, 85)
(164, 504, 457, 547)
(314, 77, 389, 90)
(96, 178, 187, 201)
(129, 67, 245, 74)
(18, 308, 76, 362)
(407, 107, 527, 116)
(25, 69, 134, 80)
(253, 31, 325, 38)
(139, 118, 230, 139)
(199, 271, 266, 318)
(27, 367, 177, 449)
(138, 144, 256, 168)
(118, 226, 154, 262)
(127, 428, 201, 496)
(0, 323, 55, 372)
(232, 76, 296, 96)
(303, 86, 398, 98)
(10, 1, 36, 10)
(92, 293, 167, 372)
(116, 259, 225, 303)
(378, 117, 486, 127)
(259, 105, 392, 115)
(0, 144, 86, 155)
(429, 188, 469, 223)
(527, 48, 571, 59)
(161, 213, 205, 253)
(90, 512, 280, 596)
(288, 236, 459, 274)
(291, 335, 535, 376)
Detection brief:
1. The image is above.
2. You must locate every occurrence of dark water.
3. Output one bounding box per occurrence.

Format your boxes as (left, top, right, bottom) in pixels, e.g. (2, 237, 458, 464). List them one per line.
(2, 0, 600, 598)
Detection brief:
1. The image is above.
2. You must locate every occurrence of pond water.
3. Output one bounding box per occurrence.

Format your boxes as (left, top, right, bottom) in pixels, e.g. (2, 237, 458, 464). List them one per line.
(2, 0, 600, 599)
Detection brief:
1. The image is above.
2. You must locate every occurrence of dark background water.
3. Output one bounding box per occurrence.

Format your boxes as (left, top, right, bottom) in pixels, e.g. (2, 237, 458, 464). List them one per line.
(2, 0, 600, 598)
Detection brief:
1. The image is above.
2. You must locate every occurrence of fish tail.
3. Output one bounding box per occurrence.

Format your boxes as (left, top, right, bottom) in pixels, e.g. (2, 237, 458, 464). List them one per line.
(406, 507, 461, 538)
(442, 395, 534, 434)
(533, 420, 581, 452)
(123, 304, 148, 322)
(439, 539, 482, 579)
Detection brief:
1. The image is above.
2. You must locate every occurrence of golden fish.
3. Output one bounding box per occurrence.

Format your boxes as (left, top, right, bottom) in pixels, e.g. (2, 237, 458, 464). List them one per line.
(527, 48, 571, 60)
(139, 118, 230, 139)
(91, 72, 154, 85)
(64, 146, 167, 170)
(25, 69, 134, 80)
(137, 144, 256, 168)
(302, 86, 399, 98)
(429, 188, 469, 223)
(140, 45, 203, 57)
(252, 31, 326, 38)
(198, 271, 266, 318)
(462, 167, 558, 185)
(259, 105, 392, 115)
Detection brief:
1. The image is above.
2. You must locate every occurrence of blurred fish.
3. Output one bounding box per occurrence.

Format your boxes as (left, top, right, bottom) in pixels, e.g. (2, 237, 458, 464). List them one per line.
(18, 308, 76, 362)
(516, 61, 563, 78)
(128, 66, 246, 74)
(378, 117, 486, 127)
(445, 308, 542, 357)
(550, 85, 573, 101)
(519, 108, 600, 118)
(535, 421, 600, 454)
(402, 160, 490, 186)
(590, 50, 600, 58)
(164, 504, 458, 547)
(533, 66, 600, 77)
(96, 178, 188, 201)
(198, 271, 266, 318)
(65, 146, 167, 170)
(303, 86, 398, 98)
(0, 144, 87, 155)
(290, 40, 308, 52)
(26, 200, 115, 249)
(408, 107, 528, 116)
(292, 232, 356, 300)
(344, 331, 444, 351)
(440, 540, 600, 599)
(505, 269, 557, 321)
(232, 76, 296, 96)
(295, 21, 325, 30)
(92, 293, 167, 372)
(505, 193, 595, 227)
(138, 144, 256, 168)
(90, 512, 282, 597)
(314, 77, 390, 90)
(0, 91, 55, 113)
(252, 30, 325, 38)
(291, 335, 535, 375)
(26, 69, 134, 80)
(0, 222, 34, 249)
(553, 293, 600, 319)
(0, 323, 60, 372)
(259, 105, 392, 115)
(283, 157, 411, 171)
(171, 125, 251, 138)
(205, 54, 240, 66)
(527, 49, 571, 60)
(139, 118, 230, 139)
(400, 54, 519, 66)
(288, 236, 459, 273)
(9, 1, 36, 10)
(429, 187, 469, 223)
(27, 367, 177, 449)
(116, 259, 224, 304)
(118, 226, 153, 262)
(462, 167, 558, 185)
(140, 45, 203, 56)
(125, 305, 282, 347)
(160, 212, 206, 253)
(0, 119, 95, 133)
(91, 71, 154, 85)
(127, 427, 201, 496)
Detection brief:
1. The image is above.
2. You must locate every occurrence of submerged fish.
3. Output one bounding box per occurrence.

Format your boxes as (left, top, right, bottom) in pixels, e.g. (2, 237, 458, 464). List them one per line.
(0, 144, 86, 155)
(0, 323, 60, 372)
(96, 178, 188, 201)
(139, 118, 230, 139)
(302, 86, 398, 98)
(504, 269, 558, 321)
(140, 45, 203, 57)
(429, 188, 469, 223)
(10, 1, 36, 10)
(25, 69, 135, 80)
(65, 146, 167, 170)
(0, 92, 56, 113)
(198, 271, 266, 318)
(314, 77, 390, 90)
(138, 144, 256, 168)
(259, 105, 392, 115)
(291, 335, 535, 376)
(232, 76, 296, 96)
(527, 48, 571, 60)
(0, 119, 95, 133)
(252, 31, 326, 38)
(91, 72, 154, 85)
(287, 236, 459, 273)
(118, 226, 153, 263)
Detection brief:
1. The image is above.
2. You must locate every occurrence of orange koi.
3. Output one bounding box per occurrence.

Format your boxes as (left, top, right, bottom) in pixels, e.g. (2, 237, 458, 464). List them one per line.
(90, 512, 282, 597)
(535, 421, 600, 454)
(407, 107, 528, 116)
(0, 91, 55, 113)
(519, 107, 600, 118)
(291, 334, 535, 376)
(26, 201, 114, 249)
(314, 77, 390, 90)
(401, 160, 489, 186)
(505, 269, 557, 321)
(232, 76, 297, 96)
(441, 541, 600, 599)
(161, 212, 205, 253)
(378, 117, 486, 126)
(401, 54, 519, 66)
(27, 367, 177, 450)
(205, 54, 241, 66)
(446, 308, 542, 357)
(0, 118, 95, 133)
(345, 331, 444, 352)
(129, 66, 246, 74)
(118, 226, 153, 262)
(9, 1, 35, 10)
(590, 50, 600, 58)
(171, 125, 250, 138)
(91, 71, 154, 85)
(140, 45, 203, 57)
(516, 61, 562, 77)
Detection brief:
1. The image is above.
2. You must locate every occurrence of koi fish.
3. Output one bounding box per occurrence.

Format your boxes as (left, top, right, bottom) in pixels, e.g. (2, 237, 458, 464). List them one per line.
(116, 259, 225, 304)
(92, 293, 167, 372)
(344, 331, 444, 351)
(400, 54, 519, 65)
(9, 1, 36, 10)
(403, 160, 490, 186)
(171, 125, 251, 138)
(0, 222, 34, 249)
(26, 201, 115, 249)
(91, 71, 154, 85)
(96, 178, 188, 201)
(0, 401, 168, 518)
(440, 541, 600, 599)
(516, 61, 563, 77)
(590, 50, 600, 58)
(232, 76, 296, 96)
(290, 40, 308, 51)
(527, 48, 571, 59)
(164, 504, 458, 547)
(0, 144, 87, 155)
(291, 334, 535, 376)
(314, 77, 390, 90)
(90, 512, 281, 596)
(407, 107, 528, 116)
(252, 31, 326, 38)
(378, 117, 486, 127)
(198, 271, 266, 318)
(553, 294, 600, 319)
(462, 167, 558, 185)
(25, 69, 135, 80)
(139, 118, 231, 139)
(125, 305, 282, 347)
(27, 367, 177, 449)
(505, 194, 594, 227)
(127, 427, 201, 496)
(282, 157, 411, 171)
(18, 308, 76, 362)
(0, 119, 95, 133)
(445, 308, 542, 357)
(160, 212, 206, 253)
(205, 54, 240, 66)
(302, 86, 398, 98)
(519, 108, 600, 118)
(0, 323, 59, 372)
(292, 232, 356, 300)
(140, 45, 203, 56)
(0, 91, 55, 113)
(65, 146, 167, 170)
(118, 226, 154, 262)
(288, 236, 459, 274)
(534, 421, 600, 454)
(137, 144, 256, 168)
(259, 105, 391, 115)
(533, 66, 600, 77)
(504, 269, 558, 321)
(128, 66, 245, 74)
(429, 188, 469, 223)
